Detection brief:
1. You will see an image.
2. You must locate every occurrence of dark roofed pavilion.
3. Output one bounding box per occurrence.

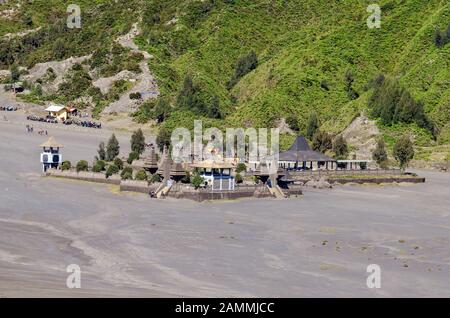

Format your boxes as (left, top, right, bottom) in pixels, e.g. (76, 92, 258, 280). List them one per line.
(278, 136, 336, 170)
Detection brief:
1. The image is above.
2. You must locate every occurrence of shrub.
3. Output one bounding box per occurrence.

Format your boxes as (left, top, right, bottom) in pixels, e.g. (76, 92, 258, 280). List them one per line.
(76, 160, 89, 172)
(191, 174, 205, 189)
(113, 157, 124, 170)
(127, 151, 139, 164)
(236, 163, 247, 173)
(129, 92, 142, 100)
(149, 173, 161, 183)
(135, 170, 148, 181)
(121, 167, 133, 180)
(61, 161, 71, 171)
(181, 171, 191, 184)
(106, 164, 119, 178)
(235, 173, 243, 184)
(92, 160, 106, 172)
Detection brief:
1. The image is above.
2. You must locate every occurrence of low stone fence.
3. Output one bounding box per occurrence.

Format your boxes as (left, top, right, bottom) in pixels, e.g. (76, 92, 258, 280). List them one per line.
(120, 180, 161, 194)
(47, 169, 121, 185)
(330, 177, 425, 185)
(168, 184, 275, 202)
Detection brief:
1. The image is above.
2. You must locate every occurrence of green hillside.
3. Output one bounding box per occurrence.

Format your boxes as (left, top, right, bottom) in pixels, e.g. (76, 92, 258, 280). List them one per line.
(1, 0, 449, 160)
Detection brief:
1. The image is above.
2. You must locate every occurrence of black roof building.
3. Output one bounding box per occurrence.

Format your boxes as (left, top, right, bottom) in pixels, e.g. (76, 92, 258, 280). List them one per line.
(278, 136, 335, 163)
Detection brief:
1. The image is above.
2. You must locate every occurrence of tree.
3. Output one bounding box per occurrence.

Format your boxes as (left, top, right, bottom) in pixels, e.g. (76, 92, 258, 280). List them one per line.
(127, 151, 139, 164)
(393, 135, 414, 171)
(227, 50, 258, 89)
(306, 113, 319, 140)
(344, 70, 359, 100)
(106, 134, 120, 161)
(97, 142, 106, 161)
(333, 135, 349, 160)
(156, 126, 171, 152)
(446, 22, 450, 42)
(208, 95, 222, 119)
(286, 116, 299, 132)
(131, 128, 146, 155)
(312, 131, 332, 153)
(10, 64, 20, 83)
(434, 29, 445, 47)
(76, 160, 89, 172)
(372, 138, 388, 169)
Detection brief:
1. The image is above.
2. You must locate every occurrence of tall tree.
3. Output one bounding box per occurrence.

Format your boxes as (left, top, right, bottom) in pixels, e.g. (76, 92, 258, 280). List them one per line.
(372, 138, 388, 168)
(312, 131, 332, 153)
(156, 126, 171, 152)
(97, 141, 106, 161)
(393, 134, 414, 171)
(106, 134, 120, 161)
(333, 135, 349, 160)
(10, 64, 20, 83)
(131, 128, 146, 155)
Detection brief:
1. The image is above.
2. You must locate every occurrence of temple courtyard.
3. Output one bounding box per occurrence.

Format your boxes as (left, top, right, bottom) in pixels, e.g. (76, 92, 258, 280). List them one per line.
(1, 112, 450, 297)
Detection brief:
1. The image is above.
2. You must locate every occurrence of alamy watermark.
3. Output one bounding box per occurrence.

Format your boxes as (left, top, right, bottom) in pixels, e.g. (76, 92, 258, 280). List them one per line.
(366, 264, 381, 289)
(170, 120, 280, 174)
(66, 264, 81, 289)
(67, 4, 82, 29)
(367, 4, 381, 29)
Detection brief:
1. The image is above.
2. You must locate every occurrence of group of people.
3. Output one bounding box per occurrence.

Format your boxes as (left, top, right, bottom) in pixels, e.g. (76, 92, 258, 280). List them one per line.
(25, 124, 48, 135)
(26, 115, 58, 124)
(0, 106, 18, 111)
(63, 119, 102, 129)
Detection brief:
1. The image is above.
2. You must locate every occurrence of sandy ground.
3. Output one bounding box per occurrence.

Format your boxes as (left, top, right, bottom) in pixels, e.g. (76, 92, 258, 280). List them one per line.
(1, 106, 450, 297)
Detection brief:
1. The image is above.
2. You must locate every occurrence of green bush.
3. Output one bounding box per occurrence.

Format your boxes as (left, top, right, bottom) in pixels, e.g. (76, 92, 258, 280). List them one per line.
(191, 174, 205, 189)
(92, 160, 106, 172)
(236, 163, 247, 173)
(235, 173, 243, 184)
(149, 173, 161, 183)
(106, 164, 119, 178)
(61, 161, 71, 171)
(113, 157, 124, 170)
(135, 170, 148, 181)
(121, 167, 133, 180)
(76, 160, 89, 172)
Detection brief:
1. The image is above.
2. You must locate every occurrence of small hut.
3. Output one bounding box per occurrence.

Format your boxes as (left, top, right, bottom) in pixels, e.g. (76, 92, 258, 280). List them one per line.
(191, 160, 235, 191)
(39, 136, 63, 172)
